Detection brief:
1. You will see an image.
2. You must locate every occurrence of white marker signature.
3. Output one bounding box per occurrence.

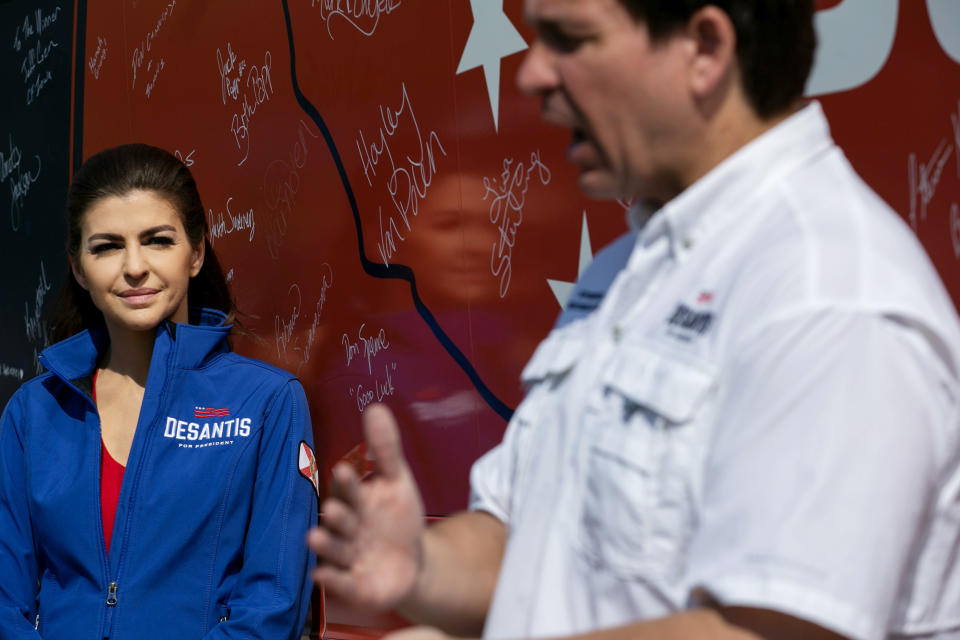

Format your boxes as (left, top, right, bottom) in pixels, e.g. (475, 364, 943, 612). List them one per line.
(313, 0, 402, 39)
(352, 362, 397, 413)
(1, 364, 25, 381)
(908, 137, 953, 229)
(208, 196, 255, 244)
(144, 57, 165, 98)
(951, 100, 959, 179)
(14, 6, 62, 52)
(483, 150, 551, 297)
(263, 120, 321, 259)
(342, 323, 390, 375)
(275, 283, 302, 362)
(951, 203, 960, 260)
(174, 148, 196, 166)
(24, 261, 52, 355)
(293, 264, 334, 371)
(1, 135, 23, 183)
(228, 49, 274, 166)
(9, 153, 41, 232)
(130, 0, 176, 89)
(88, 36, 107, 79)
(356, 82, 447, 265)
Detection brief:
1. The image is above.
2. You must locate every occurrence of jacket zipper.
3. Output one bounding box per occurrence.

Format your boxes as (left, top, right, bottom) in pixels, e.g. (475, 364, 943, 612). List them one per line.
(86, 379, 116, 639)
(103, 343, 175, 639)
(105, 581, 119, 630)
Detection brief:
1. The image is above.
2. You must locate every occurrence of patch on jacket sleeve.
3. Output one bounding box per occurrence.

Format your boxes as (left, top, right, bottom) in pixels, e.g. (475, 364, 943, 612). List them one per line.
(298, 441, 320, 498)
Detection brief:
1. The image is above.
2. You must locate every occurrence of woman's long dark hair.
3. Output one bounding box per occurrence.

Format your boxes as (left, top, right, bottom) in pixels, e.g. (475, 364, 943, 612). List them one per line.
(49, 144, 238, 342)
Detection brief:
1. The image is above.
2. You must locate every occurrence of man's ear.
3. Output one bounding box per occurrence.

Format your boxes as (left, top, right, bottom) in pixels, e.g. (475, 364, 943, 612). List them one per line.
(685, 6, 738, 103)
(190, 239, 206, 278)
(70, 258, 89, 290)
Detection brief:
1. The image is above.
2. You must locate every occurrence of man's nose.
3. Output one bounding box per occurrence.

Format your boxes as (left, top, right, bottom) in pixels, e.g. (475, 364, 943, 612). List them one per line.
(516, 41, 556, 96)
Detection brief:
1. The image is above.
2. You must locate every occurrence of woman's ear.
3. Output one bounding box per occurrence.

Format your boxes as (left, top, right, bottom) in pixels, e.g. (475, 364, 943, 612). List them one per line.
(190, 239, 206, 278)
(70, 258, 89, 290)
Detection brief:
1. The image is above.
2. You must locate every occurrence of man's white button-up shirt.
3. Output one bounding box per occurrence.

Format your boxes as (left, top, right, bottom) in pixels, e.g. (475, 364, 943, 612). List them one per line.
(470, 102, 960, 640)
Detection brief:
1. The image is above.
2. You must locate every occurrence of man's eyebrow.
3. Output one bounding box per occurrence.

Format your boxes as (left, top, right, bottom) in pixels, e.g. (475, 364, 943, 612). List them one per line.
(529, 10, 592, 37)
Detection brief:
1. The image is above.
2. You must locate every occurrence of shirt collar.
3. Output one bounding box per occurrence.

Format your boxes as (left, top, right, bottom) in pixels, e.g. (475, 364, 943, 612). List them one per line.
(630, 101, 835, 259)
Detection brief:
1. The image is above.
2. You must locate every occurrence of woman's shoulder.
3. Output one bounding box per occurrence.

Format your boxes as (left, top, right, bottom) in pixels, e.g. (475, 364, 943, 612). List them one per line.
(207, 352, 303, 389)
(1, 372, 61, 422)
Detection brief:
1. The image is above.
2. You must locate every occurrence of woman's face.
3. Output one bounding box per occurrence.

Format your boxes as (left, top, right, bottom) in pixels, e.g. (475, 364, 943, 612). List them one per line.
(72, 189, 204, 335)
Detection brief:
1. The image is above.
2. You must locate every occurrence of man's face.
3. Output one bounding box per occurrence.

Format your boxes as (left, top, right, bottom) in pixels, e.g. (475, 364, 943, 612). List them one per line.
(518, 0, 694, 202)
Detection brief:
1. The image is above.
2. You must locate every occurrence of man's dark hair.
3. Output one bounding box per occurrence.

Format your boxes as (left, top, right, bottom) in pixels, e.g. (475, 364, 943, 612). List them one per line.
(620, 0, 816, 118)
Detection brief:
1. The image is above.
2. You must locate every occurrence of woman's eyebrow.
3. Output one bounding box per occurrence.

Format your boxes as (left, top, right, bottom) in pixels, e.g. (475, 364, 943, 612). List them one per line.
(87, 232, 123, 243)
(139, 224, 177, 237)
(86, 225, 178, 244)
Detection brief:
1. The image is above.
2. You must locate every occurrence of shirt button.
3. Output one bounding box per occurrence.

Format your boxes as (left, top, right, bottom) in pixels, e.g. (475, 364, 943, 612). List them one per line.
(612, 326, 623, 342)
(682, 237, 694, 250)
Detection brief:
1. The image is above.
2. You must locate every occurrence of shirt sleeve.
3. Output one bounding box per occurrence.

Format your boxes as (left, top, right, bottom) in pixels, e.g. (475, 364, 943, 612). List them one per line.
(201, 379, 318, 640)
(469, 425, 515, 525)
(684, 309, 960, 640)
(469, 386, 546, 525)
(0, 391, 43, 639)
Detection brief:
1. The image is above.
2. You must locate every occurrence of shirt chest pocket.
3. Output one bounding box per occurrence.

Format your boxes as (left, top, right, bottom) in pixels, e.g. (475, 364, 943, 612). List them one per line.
(577, 345, 716, 581)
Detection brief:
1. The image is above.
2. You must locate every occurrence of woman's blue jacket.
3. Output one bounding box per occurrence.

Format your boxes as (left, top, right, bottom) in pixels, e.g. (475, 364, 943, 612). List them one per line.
(0, 309, 318, 639)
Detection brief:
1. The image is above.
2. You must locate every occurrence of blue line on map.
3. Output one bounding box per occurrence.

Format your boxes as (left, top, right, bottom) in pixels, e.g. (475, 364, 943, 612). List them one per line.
(279, 0, 514, 422)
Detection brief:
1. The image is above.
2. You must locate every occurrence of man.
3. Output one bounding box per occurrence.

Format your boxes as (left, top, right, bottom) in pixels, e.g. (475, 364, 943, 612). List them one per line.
(309, 1, 960, 638)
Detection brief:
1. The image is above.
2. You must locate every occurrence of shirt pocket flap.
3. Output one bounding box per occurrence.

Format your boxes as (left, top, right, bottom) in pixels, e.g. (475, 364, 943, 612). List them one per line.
(601, 345, 715, 423)
(521, 330, 585, 384)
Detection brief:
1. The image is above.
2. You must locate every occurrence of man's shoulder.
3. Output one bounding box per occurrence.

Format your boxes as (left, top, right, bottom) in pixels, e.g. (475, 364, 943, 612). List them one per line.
(739, 150, 946, 310)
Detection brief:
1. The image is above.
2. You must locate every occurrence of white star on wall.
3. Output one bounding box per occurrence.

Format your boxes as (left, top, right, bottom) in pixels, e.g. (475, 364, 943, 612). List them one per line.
(548, 212, 594, 308)
(457, 0, 528, 131)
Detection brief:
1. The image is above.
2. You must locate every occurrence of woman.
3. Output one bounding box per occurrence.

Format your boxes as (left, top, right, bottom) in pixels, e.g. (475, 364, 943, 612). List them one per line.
(0, 144, 318, 639)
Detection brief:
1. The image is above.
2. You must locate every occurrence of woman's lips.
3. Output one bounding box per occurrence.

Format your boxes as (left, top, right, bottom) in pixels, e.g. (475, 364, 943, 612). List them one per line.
(118, 289, 159, 305)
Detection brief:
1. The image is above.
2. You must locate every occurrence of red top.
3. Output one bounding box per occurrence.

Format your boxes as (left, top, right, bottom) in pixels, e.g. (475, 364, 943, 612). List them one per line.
(93, 371, 125, 554)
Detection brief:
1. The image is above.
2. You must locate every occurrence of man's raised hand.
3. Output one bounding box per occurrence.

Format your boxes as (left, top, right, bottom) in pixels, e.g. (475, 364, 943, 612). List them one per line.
(308, 403, 425, 611)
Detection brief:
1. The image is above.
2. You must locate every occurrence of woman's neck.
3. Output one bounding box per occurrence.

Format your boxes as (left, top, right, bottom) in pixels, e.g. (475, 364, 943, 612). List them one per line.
(100, 324, 157, 387)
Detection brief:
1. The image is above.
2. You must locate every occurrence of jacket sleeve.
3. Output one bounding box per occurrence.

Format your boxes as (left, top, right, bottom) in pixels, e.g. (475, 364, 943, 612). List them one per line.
(0, 391, 43, 639)
(202, 379, 318, 640)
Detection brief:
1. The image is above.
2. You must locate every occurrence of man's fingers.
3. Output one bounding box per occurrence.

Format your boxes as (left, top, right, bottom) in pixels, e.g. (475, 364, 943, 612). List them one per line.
(312, 564, 361, 602)
(321, 496, 360, 540)
(307, 526, 355, 568)
(329, 461, 361, 507)
(362, 403, 407, 480)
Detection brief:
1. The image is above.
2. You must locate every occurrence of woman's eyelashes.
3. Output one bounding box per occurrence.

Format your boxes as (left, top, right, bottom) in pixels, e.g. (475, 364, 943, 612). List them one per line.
(89, 242, 121, 255)
(88, 235, 176, 255)
(146, 235, 175, 247)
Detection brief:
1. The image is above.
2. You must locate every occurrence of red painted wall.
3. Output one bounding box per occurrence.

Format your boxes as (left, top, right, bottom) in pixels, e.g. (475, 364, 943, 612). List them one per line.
(75, 0, 960, 635)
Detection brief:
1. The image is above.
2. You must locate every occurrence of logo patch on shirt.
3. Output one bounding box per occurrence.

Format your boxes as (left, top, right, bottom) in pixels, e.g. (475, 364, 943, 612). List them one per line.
(666, 292, 715, 341)
(298, 441, 320, 498)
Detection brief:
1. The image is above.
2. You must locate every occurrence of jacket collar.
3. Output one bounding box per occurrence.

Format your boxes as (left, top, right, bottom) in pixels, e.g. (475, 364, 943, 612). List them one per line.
(39, 308, 231, 383)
